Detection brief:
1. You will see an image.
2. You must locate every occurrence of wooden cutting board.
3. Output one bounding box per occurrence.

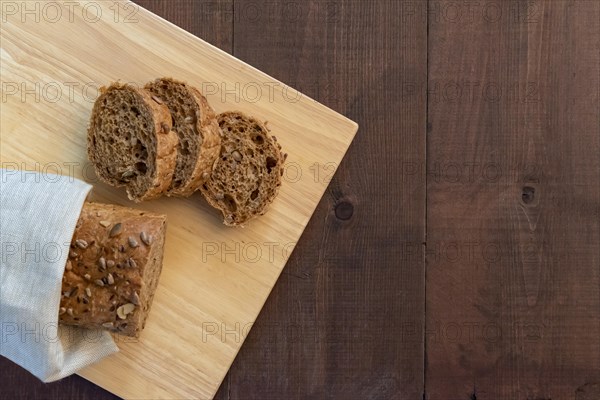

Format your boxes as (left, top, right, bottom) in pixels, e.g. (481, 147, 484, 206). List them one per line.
(0, 1, 357, 399)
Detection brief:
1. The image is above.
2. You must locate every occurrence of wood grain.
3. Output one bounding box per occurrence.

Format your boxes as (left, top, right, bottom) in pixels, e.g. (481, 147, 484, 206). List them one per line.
(426, 1, 600, 399)
(216, 1, 427, 399)
(0, 0, 357, 398)
(135, 0, 233, 53)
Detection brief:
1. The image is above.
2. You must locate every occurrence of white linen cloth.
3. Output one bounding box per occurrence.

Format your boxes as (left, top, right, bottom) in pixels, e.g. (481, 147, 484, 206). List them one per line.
(0, 168, 118, 382)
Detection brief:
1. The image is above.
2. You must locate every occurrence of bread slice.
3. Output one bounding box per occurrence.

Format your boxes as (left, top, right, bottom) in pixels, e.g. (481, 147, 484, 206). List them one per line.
(87, 83, 178, 202)
(59, 202, 167, 337)
(200, 111, 286, 226)
(145, 78, 221, 196)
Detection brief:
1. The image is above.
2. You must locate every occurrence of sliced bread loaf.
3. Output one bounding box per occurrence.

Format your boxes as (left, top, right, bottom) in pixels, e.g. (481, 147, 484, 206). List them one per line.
(87, 83, 178, 202)
(145, 78, 221, 196)
(59, 202, 167, 337)
(200, 111, 286, 226)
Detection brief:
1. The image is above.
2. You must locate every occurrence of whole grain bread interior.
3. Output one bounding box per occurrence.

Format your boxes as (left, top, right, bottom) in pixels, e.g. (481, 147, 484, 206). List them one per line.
(200, 111, 286, 226)
(87, 83, 178, 202)
(145, 78, 221, 196)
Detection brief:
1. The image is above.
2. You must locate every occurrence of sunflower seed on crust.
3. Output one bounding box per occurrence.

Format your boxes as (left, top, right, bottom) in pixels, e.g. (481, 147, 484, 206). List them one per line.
(117, 303, 135, 319)
(140, 231, 152, 246)
(109, 223, 123, 238)
(128, 236, 139, 248)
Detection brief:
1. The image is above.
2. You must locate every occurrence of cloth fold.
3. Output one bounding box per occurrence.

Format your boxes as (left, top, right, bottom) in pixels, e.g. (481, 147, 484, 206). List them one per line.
(0, 168, 118, 382)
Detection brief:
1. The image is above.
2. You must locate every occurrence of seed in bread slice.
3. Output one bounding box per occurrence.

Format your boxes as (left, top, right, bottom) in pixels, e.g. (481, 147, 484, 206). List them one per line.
(145, 78, 221, 196)
(87, 83, 178, 202)
(200, 111, 286, 226)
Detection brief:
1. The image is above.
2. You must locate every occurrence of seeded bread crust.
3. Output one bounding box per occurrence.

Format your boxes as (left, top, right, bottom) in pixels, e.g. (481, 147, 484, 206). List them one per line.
(59, 202, 167, 337)
(187, 86, 221, 192)
(200, 111, 286, 226)
(87, 83, 178, 202)
(145, 78, 221, 197)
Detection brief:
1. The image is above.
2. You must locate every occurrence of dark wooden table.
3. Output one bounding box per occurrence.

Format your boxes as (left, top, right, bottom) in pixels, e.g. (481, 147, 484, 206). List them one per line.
(2, 1, 599, 399)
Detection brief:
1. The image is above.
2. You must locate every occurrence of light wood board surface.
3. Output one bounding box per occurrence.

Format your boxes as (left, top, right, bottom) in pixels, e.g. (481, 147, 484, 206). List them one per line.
(0, 1, 358, 398)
